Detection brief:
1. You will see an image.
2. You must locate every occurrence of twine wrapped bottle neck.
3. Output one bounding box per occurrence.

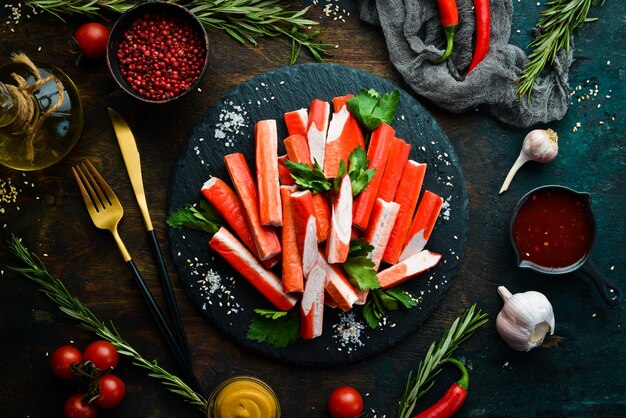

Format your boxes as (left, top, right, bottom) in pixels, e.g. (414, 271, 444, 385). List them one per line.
(0, 82, 36, 133)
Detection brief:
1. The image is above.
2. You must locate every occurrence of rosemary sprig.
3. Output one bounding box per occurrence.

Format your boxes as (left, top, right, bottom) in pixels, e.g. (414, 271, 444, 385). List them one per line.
(397, 304, 488, 418)
(26, 0, 332, 64)
(7, 235, 208, 411)
(517, 0, 601, 99)
(25, 0, 136, 19)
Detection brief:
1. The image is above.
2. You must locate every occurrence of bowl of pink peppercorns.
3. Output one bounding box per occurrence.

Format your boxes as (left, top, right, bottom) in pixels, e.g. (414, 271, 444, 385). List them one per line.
(106, 1, 209, 103)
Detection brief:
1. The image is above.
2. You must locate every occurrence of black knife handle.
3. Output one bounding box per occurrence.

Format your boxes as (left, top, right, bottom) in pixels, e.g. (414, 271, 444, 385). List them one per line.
(147, 229, 191, 363)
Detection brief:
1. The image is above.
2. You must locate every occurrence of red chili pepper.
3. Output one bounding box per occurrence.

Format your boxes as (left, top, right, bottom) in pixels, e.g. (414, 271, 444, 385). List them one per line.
(467, 0, 491, 74)
(412, 358, 469, 418)
(431, 0, 459, 64)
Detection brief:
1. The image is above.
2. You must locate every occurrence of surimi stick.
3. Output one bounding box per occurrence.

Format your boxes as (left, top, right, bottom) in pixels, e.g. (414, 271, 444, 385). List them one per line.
(283, 134, 331, 242)
(312, 194, 331, 243)
(325, 175, 352, 263)
(377, 138, 411, 202)
(224, 153, 281, 260)
(377, 250, 442, 289)
(209, 227, 297, 311)
(277, 155, 295, 186)
(255, 120, 282, 226)
(399, 190, 444, 261)
(363, 198, 401, 271)
(284, 134, 311, 168)
(284, 108, 308, 136)
(307, 99, 330, 169)
(300, 264, 326, 339)
(290, 190, 324, 259)
(382, 160, 426, 265)
(352, 123, 395, 230)
(280, 186, 303, 293)
(332, 94, 365, 151)
(324, 101, 364, 179)
(201, 177, 257, 256)
(318, 250, 359, 312)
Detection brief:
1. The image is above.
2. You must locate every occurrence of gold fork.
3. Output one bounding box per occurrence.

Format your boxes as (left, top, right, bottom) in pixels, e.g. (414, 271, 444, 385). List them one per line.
(72, 160, 200, 391)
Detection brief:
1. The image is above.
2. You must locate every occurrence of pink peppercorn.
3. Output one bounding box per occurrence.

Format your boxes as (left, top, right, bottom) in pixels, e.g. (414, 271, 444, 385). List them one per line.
(116, 12, 206, 101)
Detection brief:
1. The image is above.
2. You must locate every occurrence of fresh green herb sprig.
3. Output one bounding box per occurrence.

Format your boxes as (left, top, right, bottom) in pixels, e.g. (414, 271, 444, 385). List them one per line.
(247, 308, 300, 348)
(347, 89, 400, 136)
(7, 236, 207, 410)
(284, 160, 332, 193)
(334, 146, 376, 196)
(341, 239, 380, 291)
(363, 288, 419, 329)
(517, 0, 601, 98)
(27, 0, 331, 64)
(166, 200, 223, 234)
(397, 304, 488, 418)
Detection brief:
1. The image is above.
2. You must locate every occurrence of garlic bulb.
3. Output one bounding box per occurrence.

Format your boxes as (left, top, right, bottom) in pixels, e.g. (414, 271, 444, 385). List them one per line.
(496, 286, 555, 351)
(499, 129, 559, 194)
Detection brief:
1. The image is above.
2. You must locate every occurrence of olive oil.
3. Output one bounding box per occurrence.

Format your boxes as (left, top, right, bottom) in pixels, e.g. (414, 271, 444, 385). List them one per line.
(0, 61, 83, 170)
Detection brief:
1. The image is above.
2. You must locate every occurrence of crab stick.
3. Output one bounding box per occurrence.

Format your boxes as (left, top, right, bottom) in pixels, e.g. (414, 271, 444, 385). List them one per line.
(284, 134, 311, 168)
(324, 101, 364, 178)
(325, 175, 352, 263)
(284, 108, 308, 136)
(201, 177, 256, 255)
(377, 138, 411, 202)
(363, 198, 401, 271)
(399, 191, 444, 261)
(312, 194, 331, 243)
(277, 155, 295, 186)
(377, 250, 442, 289)
(280, 186, 303, 293)
(382, 161, 427, 265)
(255, 120, 282, 227)
(307, 99, 330, 168)
(300, 263, 326, 339)
(224, 153, 281, 260)
(318, 250, 359, 312)
(290, 190, 319, 255)
(352, 123, 395, 230)
(209, 227, 297, 311)
(332, 94, 366, 155)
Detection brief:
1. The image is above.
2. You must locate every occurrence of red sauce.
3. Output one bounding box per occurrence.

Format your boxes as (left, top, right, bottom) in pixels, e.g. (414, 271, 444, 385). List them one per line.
(513, 188, 593, 268)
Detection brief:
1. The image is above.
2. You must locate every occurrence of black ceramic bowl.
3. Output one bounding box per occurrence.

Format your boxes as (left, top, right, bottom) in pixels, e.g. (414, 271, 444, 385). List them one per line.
(510, 185, 622, 305)
(106, 1, 209, 104)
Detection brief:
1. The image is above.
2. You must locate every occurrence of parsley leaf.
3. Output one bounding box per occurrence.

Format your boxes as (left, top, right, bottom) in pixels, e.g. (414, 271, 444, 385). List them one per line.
(341, 239, 380, 291)
(166, 200, 222, 234)
(348, 238, 375, 257)
(363, 288, 420, 329)
(347, 146, 376, 196)
(284, 160, 332, 193)
(247, 308, 300, 348)
(332, 147, 376, 196)
(347, 89, 401, 132)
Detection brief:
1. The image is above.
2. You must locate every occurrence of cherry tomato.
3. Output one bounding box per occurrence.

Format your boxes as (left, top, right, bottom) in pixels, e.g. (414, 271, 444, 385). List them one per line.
(63, 393, 97, 418)
(50, 345, 83, 380)
(94, 374, 126, 409)
(328, 386, 364, 418)
(75, 23, 109, 59)
(83, 340, 119, 371)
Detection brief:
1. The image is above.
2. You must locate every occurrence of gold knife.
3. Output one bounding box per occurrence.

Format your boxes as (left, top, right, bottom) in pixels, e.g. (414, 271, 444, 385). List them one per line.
(107, 107, 191, 363)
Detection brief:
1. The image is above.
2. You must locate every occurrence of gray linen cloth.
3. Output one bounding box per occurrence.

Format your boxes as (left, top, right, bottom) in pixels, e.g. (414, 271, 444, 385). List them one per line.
(357, 0, 573, 127)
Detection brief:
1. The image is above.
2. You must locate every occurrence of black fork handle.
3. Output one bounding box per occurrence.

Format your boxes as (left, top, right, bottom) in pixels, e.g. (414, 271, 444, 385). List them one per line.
(126, 259, 202, 393)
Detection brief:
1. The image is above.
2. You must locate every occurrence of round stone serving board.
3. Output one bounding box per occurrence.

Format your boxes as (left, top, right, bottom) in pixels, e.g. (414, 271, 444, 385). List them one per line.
(167, 63, 469, 366)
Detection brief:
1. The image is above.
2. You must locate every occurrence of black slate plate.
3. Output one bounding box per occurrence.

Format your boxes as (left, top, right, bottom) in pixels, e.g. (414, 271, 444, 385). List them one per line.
(167, 63, 468, 366)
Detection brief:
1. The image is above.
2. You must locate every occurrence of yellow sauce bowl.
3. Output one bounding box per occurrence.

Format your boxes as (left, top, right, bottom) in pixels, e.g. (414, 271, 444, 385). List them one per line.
(207, 376, 280, 418)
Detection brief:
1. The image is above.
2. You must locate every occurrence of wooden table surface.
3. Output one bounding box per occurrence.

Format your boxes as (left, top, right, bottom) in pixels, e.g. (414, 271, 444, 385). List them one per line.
(1, 1, 624, 417)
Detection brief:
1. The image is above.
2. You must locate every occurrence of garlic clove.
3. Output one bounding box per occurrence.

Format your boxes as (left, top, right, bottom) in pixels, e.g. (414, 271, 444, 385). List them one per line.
(496, 286, 555, 351)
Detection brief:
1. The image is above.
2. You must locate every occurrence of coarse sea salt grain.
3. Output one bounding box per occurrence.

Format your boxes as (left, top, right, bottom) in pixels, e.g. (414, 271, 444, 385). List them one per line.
(213, 102, 249, 148)
(332, 311, 366, 353)
(187, 261, 241, 314)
